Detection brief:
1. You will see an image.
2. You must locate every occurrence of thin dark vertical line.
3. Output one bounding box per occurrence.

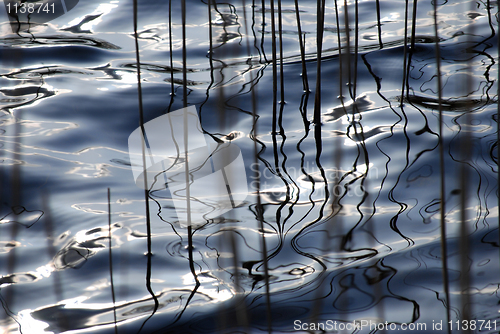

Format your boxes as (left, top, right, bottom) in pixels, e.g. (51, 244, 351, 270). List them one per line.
(260, 0, 268, 63)
(229, 226, 248, 328)
(312, 0, 328, 239)
(180, 0, 193, 275)
(270, 0, 278, 135)
(309, 0, 327, 324)
(405, 0, 418, 99)
(334, 0, 343, 105)
(245, 1, 272, 331)
(202, 0, 215, 117)
(269, 37, 284, 242)
(233, 2, 255, 327)
(214, 2, 230, 330)
(205, 4, 223, 332)
(277, 0, 284, 104)
(254, 122, 273, 334)
(107, 188, 118, 334)
(401, 0, 409, 103)
(133, 0, 158, 331)
(274, 0, 292, 240)
(343, 0, 353, 101)
(4, 106, 22, 324)
(251, 0, 264, 62)
(375, 0, 383, 48)
(459, 1, 473, 331)
(182, 0, 187, 109)
(224, 6, 249, 327)
(181, 0, 198, 310)
(313, 0, 325, 125)
(257, 180, 272, 334)
(167, 0, 175, 113)
(433, 1, 451, 332)
(410, 0, 418, 51)
(273, 101, 288, 238)
(459, 141, 471, 328)
(200, 0, 216, 117)
(42, 192, 68, 330)
(353, 0, 358, 99)
(354, 121, 383, 329)
(187, 227, 199, 279)
(294, 0, 309, 92)
(133, 0, 146, 141)
(208, 0, 214, 77)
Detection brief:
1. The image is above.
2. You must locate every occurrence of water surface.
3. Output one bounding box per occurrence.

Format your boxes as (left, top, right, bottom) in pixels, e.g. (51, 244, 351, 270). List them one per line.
(0, 0, 499, 333)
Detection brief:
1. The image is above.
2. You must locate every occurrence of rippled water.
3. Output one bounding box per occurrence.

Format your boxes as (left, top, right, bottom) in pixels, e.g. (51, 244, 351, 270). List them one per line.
(0, 0, 499, 333)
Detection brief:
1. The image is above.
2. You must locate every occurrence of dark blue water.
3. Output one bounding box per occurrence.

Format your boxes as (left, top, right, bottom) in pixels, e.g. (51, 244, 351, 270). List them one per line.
(0, 0, 499, 333)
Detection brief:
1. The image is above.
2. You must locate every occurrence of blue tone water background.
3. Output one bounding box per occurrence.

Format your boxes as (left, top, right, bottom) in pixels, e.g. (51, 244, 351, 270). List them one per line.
(0, 0, 499, 333)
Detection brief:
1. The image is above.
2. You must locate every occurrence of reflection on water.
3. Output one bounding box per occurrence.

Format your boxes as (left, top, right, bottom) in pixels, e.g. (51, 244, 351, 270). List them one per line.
(0, 0, 499, 333)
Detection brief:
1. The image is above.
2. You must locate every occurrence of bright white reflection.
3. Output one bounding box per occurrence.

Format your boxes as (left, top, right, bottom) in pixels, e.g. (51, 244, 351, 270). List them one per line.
(181, 273, 234, 303)
(17, 310, 53, 334)
(65, 1, 119, 32)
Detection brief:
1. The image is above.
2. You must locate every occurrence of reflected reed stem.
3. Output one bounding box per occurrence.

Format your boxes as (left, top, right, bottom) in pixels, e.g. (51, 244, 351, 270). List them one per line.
(133, 0, 159, 330)
(433, 1, 451, 332)
(107, 188, 118, 334)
